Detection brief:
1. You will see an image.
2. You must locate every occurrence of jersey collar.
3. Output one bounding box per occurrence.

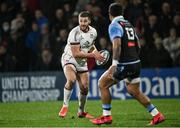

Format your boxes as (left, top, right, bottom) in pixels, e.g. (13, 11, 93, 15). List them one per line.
(112, 16, 125, 23)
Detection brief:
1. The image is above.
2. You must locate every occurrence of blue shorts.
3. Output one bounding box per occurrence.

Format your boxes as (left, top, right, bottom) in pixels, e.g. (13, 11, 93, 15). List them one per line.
(113, 60, 141, 83)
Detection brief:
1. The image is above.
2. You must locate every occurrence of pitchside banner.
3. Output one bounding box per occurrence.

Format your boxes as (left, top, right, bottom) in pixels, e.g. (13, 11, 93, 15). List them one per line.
(0, 72, 66, 102)
(73, 68, 180, 99)
(0, 68, 180, 102)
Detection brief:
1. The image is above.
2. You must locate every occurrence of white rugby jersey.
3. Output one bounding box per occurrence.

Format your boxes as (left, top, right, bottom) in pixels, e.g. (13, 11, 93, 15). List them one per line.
(64, 25, 97, 54)
(63, 25, 97, 65)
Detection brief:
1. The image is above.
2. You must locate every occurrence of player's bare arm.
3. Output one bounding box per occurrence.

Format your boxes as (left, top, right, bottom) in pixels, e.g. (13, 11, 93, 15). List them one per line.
(112, 38, 121, 62)
(71, 43, 95, 58)
(108, 38, 121, 72)
(71, 43, 104, 62)
(90, 45, 105, 61)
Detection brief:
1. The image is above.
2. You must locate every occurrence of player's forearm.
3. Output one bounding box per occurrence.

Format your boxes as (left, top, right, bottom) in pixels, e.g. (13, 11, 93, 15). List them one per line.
(72, 51, 95, 58)
(112, 38, 121, 65)
(113, 46, 120, 60)
(113, 39, 121, 59)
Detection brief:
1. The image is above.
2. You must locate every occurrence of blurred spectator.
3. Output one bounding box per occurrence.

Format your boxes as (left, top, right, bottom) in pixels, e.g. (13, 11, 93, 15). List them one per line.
(135, 2, 152, 36)
(147, 34, 173, 68)
(172, 14, 180, 37)
(91, 6, 108, 37)
(51, 8, 68, 36)
(75, 0, 89, 12)
(68, 11, 79, 30)
(0, 2, 11, 24)
(26, 22, 40, 71)
(18, 0, 33, 30)
(38, 24, 55, 52)
(53, 28, 68, 70)
(163, 28, 180, 66)
(36, 48, 56, 71)
(11, 13, 25, 32)
(84, 3, 93, 12)
(7, 30, 28, 71)
(0, 21, 10, 42)
(125, 0, 143, 26)
(35, 9, 48, 28)
(159, 2, 174, 38)
(144, 14, 161, 48)
(0, 41, 7, 71)
(139, 37, 150, 68)
(89, 0, 104, 8)
(0, 40, 17, 72)
(63, 3, 73, 20)
(10, 13, 28, 52)
(26, 22, 40, 53)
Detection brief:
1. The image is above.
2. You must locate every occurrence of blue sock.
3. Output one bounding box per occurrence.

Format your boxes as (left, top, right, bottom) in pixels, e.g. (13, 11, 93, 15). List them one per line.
(102, 104, 111, 110)
(147, 104, 156, 112)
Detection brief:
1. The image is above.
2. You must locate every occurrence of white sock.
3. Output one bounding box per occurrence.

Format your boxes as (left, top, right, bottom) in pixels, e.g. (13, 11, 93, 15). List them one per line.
(103, 110, 111, 116)
(63, 88, 73, 107)
(150, 108, 159, 116)
(78, 93, 87, 113)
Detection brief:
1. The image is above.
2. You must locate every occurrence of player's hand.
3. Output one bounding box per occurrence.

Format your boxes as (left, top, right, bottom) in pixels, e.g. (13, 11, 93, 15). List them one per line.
(93, 51, 105, 62)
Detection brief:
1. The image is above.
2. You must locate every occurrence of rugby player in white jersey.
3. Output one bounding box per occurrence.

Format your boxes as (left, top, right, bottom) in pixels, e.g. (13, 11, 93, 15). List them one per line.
(58, 11, 105, 119)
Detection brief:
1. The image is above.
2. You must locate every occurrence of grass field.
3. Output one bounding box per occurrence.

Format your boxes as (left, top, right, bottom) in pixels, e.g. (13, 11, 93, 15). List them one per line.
(0, 99, 180, 127)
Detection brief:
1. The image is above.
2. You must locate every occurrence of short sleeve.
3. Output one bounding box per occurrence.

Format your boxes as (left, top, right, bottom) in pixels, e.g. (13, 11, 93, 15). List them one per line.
(108, 22, 124, 42)
(93, 29, 97, 41)
(68, 28, 80, 45)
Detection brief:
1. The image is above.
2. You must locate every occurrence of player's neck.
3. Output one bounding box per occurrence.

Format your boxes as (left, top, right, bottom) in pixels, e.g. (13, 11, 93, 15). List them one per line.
(80, 26, 89, 33)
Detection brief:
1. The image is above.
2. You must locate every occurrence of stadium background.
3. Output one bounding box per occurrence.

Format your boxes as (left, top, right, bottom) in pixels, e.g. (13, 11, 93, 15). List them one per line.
(0, 0, 180, 127)
(0, 0, 180, 102)
(0, 0, 180, 72)
(0, 0, 179, 101)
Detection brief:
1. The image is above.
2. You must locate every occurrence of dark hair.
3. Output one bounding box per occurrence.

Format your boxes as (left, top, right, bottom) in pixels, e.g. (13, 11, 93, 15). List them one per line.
(109, 3, 123, 17)
(79, 11, 92, 20)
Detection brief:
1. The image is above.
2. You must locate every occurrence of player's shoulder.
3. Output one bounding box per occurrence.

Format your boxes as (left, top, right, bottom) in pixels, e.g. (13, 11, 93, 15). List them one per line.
(70, 26, 80, 33)
(89, 25, 97, 33)
(89, 26, 97, 38)
(69, 26, 80, 37)
(109, 22, 122, 32)
(110, 16, 127, 28)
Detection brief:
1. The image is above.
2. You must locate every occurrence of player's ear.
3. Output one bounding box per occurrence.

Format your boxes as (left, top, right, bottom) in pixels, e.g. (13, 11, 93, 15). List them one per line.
(88, 18, 91, 24)
(88, 20, 91, 24)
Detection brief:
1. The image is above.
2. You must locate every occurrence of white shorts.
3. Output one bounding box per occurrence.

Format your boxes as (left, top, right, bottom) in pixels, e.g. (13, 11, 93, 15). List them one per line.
(61, 53, 88, 72)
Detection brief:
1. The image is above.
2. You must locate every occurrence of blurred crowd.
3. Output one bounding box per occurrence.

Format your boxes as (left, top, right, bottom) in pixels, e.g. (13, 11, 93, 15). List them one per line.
(0, 0, 180, 72)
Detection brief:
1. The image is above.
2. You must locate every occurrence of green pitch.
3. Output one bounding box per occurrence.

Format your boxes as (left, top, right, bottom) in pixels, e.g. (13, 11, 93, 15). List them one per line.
(0, 99, 180, 127)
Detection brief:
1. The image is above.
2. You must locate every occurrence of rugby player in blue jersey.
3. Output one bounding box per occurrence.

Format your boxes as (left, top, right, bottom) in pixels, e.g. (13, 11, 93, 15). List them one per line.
(91, 3, 165, 126)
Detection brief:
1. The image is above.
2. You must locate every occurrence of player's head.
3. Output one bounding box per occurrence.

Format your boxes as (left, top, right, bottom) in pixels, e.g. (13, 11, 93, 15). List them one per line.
(78, 11, 91, 32)
(109, 3, 123, 21)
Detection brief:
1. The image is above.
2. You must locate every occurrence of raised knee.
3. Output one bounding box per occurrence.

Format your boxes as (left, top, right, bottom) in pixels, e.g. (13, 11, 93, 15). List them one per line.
(98, 78, 107, 90)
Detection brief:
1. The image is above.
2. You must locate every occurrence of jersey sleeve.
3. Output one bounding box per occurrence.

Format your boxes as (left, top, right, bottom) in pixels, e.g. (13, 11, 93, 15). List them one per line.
(108, 22, 124, 42)
(94, 29, 97, 41)
(68, 28, 80, 45)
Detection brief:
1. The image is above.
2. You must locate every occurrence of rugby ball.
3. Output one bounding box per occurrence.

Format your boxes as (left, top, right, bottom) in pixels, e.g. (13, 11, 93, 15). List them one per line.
(96, 50, 110, 65)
